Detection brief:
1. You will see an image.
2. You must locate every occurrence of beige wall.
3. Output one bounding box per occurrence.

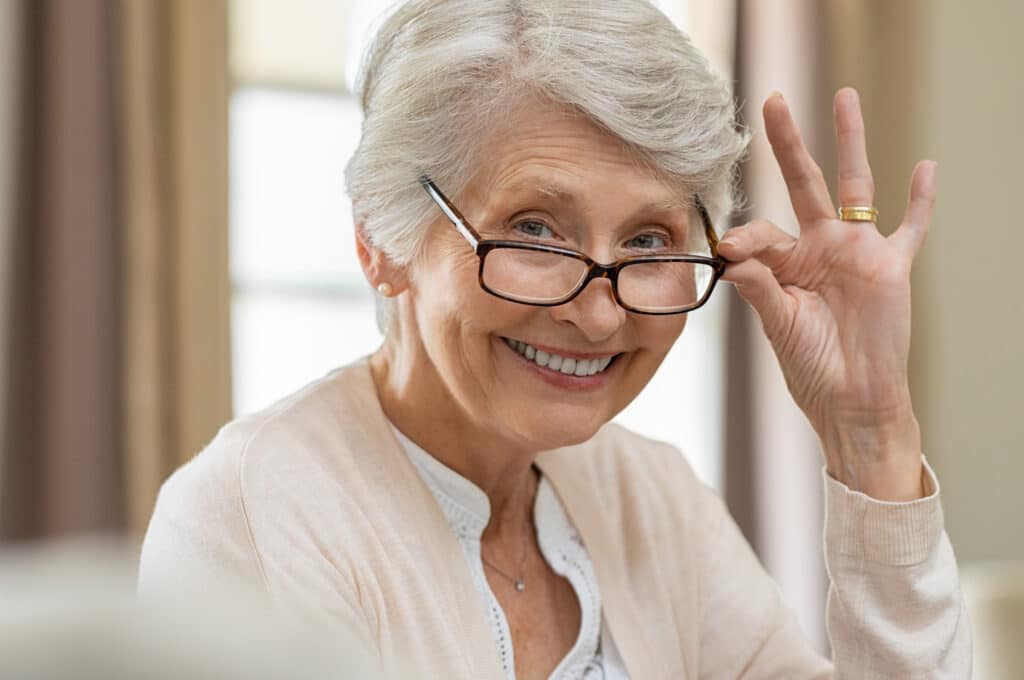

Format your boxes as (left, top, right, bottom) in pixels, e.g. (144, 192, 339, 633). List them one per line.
(916, 0, 1024, 563)
(828, 0, 1023, 564)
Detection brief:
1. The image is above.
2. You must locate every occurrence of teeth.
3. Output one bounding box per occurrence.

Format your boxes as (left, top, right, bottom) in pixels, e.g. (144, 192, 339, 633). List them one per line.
(503, 338, 616, 377)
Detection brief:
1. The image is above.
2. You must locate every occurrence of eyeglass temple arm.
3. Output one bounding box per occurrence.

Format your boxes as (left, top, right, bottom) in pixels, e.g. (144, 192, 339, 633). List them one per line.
(419, 176, 481, 250)
(694, 195, 720, 257)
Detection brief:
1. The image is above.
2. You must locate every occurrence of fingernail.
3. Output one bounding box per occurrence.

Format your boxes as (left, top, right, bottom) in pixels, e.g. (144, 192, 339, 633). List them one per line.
(768, 90, 784, 100)
(719, 237, 736, 248)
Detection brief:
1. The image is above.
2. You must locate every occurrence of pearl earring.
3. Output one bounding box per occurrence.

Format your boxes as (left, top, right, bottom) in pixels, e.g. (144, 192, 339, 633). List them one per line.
(377, 282, 394, 297)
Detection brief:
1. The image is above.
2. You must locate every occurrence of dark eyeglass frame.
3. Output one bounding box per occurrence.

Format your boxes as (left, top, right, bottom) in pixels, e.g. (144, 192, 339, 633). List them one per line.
(419, 175, 726, 315)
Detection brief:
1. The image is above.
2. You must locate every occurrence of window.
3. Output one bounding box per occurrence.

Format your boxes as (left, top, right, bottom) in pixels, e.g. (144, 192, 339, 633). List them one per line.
(229, 0, 726, 489)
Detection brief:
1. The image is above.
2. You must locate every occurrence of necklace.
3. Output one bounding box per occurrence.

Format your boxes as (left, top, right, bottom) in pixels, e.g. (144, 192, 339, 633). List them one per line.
(480, 470, 535, 593)
(481, 529, 530, 592)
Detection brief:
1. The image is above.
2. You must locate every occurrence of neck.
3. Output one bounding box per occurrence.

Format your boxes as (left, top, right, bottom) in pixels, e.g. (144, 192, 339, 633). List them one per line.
(369, 340, 538, 542)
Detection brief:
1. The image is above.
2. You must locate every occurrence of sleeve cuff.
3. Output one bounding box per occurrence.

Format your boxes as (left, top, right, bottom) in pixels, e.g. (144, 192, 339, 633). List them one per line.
(823, 455, 944, 566)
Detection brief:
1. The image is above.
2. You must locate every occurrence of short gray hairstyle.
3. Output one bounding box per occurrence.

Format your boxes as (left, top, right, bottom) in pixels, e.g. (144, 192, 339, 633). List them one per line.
(344, 0, 749, 332)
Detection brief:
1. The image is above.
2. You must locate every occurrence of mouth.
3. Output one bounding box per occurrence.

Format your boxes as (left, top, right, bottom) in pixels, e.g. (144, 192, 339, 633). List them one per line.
(500, 336, 624, 387)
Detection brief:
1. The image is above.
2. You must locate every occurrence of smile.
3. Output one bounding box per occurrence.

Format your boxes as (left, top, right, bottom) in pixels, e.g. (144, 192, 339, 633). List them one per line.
(501, 337, 621, 377)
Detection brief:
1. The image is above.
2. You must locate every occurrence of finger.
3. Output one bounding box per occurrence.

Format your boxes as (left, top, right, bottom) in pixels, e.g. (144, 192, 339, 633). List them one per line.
(722, 258, 795, 344)
(764, 93, 836, 224)
(834, 87, 875, 209)
(717, 219, 798, 275)
(889, 160, 938, 258)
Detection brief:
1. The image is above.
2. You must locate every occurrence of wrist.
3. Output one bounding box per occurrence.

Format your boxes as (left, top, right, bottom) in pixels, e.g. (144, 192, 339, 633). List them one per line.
(822, 411, 925, 501)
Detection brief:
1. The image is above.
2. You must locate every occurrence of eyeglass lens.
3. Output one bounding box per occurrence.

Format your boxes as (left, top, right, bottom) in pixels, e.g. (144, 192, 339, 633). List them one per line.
(481, 247, 714, 313)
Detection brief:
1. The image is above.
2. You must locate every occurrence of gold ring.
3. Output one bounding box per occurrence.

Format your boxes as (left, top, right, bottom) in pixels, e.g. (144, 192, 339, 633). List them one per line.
(838, 205, 879, 222)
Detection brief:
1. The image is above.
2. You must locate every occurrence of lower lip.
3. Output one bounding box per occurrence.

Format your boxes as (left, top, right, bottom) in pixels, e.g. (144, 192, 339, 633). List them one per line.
(499, 337, 620, 392)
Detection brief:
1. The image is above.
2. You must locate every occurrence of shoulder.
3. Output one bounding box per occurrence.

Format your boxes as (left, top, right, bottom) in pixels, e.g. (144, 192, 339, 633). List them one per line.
(157, 362, 356, 509)
(140, 360, 379, 592)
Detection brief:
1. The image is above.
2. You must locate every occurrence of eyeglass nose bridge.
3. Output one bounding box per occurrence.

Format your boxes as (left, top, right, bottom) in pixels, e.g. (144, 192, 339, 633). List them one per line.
(588, 262, 616, 281)
(567, 260, 624, 306)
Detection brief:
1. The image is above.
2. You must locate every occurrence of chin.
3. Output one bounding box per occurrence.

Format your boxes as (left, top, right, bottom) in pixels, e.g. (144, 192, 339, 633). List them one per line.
(513, 409, 610, 452)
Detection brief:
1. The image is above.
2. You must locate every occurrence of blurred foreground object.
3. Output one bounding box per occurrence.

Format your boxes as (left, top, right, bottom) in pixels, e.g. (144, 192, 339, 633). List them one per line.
(0, 537, 385, 679)
(960, 562, 1024, 679)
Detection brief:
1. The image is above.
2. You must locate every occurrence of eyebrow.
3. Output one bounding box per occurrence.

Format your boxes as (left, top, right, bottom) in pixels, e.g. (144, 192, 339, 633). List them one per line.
(500, 178, 577, 204)
(498, 178, 692, 215)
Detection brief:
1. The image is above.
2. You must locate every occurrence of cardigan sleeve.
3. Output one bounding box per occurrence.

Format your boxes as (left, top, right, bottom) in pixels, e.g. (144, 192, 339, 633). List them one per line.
(822, 457, 972, 678)
(696, 457, 971, 678)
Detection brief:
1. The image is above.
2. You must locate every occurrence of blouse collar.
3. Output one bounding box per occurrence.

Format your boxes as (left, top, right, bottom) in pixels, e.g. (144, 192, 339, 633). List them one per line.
(389, 423, 492, 540)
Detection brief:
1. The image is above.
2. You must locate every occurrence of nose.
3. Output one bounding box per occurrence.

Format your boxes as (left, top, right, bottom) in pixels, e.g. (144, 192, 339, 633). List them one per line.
(548, 273, 627, 343)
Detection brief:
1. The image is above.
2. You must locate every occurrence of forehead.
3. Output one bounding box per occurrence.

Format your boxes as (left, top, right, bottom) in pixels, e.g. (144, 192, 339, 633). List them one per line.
(492, 176, 692, 215)
(467, 101, 690, 211)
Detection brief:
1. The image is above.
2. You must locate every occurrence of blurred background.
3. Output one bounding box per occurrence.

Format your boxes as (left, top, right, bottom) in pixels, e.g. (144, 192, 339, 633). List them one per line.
(0, 0, 1021, 675)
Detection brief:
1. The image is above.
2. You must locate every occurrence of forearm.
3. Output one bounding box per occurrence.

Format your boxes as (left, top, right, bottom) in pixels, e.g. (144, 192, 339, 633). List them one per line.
(823, 459, 972, 678)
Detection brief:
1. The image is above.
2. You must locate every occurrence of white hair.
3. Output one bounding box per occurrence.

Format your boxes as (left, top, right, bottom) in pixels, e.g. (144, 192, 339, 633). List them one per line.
(344, 0, 749, 333)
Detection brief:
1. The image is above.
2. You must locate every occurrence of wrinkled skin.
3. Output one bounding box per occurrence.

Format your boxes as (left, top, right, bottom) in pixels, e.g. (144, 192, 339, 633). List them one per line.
(719, 88, 935, 501)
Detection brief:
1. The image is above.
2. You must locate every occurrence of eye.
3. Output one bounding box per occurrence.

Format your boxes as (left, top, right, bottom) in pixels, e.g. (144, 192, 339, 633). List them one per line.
(513, 219, 557, 241)
(626, 233, 669, 250)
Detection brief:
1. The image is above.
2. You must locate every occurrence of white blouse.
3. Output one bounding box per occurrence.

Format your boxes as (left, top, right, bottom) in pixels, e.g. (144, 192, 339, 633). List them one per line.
(390, 423, 629, 680)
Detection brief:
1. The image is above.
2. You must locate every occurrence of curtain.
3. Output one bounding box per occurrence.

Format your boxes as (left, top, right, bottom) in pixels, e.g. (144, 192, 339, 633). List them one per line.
(117, 0, 233, 536)
(0, 0, 232, 543)
(0, 0, 125, 542)
(0, 0, 24, 512)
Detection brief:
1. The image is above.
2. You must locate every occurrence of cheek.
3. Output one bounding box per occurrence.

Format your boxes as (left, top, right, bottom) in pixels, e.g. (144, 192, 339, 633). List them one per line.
(620, 314, 688, 390)
(637, 314, 688, 354)
(412, 249, 527, 355)
(411, 239, 480, 315)
(609, 316, 687, 408)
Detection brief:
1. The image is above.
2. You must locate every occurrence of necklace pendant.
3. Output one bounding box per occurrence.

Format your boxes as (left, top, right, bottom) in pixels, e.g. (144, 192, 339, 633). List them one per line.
(515, 580, 525, 592)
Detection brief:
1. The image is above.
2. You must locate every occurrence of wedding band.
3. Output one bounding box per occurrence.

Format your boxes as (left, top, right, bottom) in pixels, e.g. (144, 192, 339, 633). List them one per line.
(838, 205, 879, 222)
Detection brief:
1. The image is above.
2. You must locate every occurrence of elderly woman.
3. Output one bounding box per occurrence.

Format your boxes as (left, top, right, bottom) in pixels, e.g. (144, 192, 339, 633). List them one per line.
(140, 1, 971, 678)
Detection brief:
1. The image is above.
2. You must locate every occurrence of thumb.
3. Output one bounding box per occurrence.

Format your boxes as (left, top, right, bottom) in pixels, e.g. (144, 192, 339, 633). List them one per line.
(723, 258, 794, 344)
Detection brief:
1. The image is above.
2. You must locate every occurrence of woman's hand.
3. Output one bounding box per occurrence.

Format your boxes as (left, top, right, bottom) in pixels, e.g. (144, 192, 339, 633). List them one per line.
(718, 88, 934, 501)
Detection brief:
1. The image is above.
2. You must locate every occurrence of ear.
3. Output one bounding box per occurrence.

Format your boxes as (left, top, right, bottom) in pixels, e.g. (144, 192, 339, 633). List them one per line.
(354, 223, 409, 295)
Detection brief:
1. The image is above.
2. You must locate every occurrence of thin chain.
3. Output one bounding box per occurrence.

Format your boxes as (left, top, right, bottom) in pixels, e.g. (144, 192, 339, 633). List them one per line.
(481, 529, 530, 591)
(480, 468, 536, 593)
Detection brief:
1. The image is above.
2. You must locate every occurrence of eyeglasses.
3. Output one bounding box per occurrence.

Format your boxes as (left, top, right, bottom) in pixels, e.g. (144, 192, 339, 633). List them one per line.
(419, 176, 726, 315)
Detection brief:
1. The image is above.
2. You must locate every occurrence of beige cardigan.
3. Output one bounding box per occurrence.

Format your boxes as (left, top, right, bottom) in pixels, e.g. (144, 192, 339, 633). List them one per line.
(139, 359, 971, 678)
